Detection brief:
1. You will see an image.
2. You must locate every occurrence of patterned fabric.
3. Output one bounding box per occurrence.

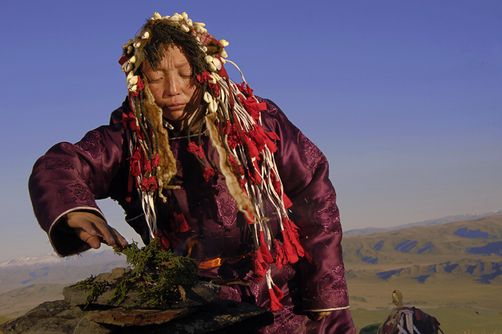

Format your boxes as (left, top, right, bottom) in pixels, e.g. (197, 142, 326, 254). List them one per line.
(29, 99, 355, 333)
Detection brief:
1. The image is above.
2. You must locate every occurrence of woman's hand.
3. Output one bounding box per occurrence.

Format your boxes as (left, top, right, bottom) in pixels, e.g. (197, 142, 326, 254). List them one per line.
(66, 211, 128, 249)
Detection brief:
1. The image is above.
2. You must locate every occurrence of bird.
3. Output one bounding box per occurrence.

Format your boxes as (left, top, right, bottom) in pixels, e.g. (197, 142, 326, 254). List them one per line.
(392, 289, 404, 308)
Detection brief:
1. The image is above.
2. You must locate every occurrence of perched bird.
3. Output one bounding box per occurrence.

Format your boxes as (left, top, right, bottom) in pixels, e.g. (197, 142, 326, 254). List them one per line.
(392, 289, 404, 307)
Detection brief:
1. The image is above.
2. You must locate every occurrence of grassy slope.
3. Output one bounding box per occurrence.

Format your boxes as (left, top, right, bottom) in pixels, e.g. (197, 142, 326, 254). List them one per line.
(0, 283, 64, 320)
(348, 277, 502, 330)
(344, 215, 502, 332)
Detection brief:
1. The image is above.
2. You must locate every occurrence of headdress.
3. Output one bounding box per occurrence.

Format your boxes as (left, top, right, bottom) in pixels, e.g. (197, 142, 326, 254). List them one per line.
(118, 11, 305, 311)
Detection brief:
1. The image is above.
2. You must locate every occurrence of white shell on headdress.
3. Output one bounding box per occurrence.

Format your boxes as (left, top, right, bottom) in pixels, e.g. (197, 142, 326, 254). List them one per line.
(128, 75, 139, 85)
(203, 91, 213, 103)
(212, 57, 222, 70)
(123, 62, 133, 73)
(205, 55, 214, 64)
(208, 99, 218, 113)
(170, 13, 182, 21)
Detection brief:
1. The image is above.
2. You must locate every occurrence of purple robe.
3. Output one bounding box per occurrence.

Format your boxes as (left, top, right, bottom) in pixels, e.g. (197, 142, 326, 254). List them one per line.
(29, 99, 355, 333)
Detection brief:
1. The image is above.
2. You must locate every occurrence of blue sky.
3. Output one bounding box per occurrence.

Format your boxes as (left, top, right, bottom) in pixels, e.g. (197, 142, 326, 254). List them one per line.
(0, 1, 501, 261)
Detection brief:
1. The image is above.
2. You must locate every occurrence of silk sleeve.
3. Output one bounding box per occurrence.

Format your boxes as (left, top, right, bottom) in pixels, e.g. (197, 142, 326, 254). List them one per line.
(28, 119, 126, 256)
(261, 99, 350, 311)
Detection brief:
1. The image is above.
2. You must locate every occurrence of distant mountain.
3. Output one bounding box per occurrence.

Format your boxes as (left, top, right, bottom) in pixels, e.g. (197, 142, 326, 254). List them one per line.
(344, 210, 502, 236)
(1, 212, 501, 295)
(0, 250, 126, 294)
(343, 213, 502, 284)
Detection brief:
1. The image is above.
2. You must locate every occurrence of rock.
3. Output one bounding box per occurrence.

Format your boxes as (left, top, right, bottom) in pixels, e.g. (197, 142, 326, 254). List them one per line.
(86, 307, 193, 326)
(2, 266, 272, 333)
(95, 267, 128, 282)
(1, 299, 272, 334)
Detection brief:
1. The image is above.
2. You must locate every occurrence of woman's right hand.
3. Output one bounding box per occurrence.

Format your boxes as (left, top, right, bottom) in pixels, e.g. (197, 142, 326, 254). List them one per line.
(66, 211, 128, 249)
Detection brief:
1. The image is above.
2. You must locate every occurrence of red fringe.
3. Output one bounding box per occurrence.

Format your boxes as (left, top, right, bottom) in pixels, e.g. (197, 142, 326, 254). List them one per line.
(268, 287, 284, 312)
(271, 171, 282, 195)
(253, 250, 268, 278)
(242, 134, 260, 160)
(274, 239, 286, 269)
(283, 218, 305, 258)
(175, 213, 190, 233)
(155, 233, 171, 250)
(244, 210, 255, 224)
(259, 231, 274, 264)
(140, 176, 158, 192)
(160, 236, 170, 250)
(187, 141, 206, 160)
(272, 284, 284, 301)
(281, 229, 299, 264)
(283, 194, 293, 209)
(196, 71, 211, 84)
(203, 167, 215, 182)
(137, 76, 144, 91)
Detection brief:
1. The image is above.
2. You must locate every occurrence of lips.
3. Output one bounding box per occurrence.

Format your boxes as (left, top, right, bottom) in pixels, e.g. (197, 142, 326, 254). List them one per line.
(163, 103, 186, 111)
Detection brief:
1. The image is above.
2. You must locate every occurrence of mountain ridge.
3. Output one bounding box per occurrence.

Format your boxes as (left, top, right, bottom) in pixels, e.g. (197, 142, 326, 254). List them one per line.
(343, 213, 502, 284)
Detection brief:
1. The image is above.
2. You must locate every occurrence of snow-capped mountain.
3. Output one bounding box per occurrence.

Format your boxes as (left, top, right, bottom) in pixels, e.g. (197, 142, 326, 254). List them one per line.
(0, 255, 63, 268)
(0, 250, 126, 294)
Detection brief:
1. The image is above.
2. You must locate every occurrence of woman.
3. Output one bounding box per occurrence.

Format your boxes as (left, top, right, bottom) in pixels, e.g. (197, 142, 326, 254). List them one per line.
(29, 12, 355, 333)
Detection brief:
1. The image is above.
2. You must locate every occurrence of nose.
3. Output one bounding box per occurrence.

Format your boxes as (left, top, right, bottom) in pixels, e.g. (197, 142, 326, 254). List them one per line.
(163, 73, 180, 97)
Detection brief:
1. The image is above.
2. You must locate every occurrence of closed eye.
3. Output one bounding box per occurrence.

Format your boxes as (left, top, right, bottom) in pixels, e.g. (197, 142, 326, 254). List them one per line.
(148, 76, 163, 83)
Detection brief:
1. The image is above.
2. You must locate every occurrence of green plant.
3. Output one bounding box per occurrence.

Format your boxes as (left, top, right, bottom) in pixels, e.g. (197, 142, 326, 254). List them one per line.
(73, 239, 198, 308)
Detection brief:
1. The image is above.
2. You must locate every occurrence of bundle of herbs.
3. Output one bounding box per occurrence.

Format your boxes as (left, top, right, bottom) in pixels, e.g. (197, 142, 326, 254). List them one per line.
(72, 239, 198, 309)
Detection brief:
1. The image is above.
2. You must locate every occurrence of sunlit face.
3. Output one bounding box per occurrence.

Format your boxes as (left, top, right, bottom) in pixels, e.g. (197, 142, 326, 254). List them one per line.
(142, 45, 197, 121)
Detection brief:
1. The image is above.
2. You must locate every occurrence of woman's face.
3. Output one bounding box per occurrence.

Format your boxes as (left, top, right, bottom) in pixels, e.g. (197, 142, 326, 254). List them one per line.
(142, 45, 197, 121)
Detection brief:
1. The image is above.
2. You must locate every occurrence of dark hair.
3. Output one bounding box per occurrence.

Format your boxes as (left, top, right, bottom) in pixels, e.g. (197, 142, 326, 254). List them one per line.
(142, 21, 206, 79)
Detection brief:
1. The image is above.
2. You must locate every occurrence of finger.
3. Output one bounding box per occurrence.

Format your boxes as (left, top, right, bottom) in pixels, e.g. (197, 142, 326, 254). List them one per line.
(66, 215, 98, 236)
(78, 230, 101, 249)
(91, 219, 117, 247)
(109, 226, 128, 248)
(73, 219, 100, 239)
(68, 213, 113, 248)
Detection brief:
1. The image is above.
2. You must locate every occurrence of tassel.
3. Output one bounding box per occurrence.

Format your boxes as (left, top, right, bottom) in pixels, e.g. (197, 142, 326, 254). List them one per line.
(155, 232, 170, 250)
(176, 213, 190, 233)
(272, 283, 284, 301)
(259, 230, 274, 264)
(282, 229, 299, 264)
(283, 193, 293, 209)
(253, 249, 268, 278)
(283, 218, 305, 257)
(274, 239, 286, 269)
(203, 166, 215, 182)
(160, 236, 170, 250)
(268, 287, 283, 312)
